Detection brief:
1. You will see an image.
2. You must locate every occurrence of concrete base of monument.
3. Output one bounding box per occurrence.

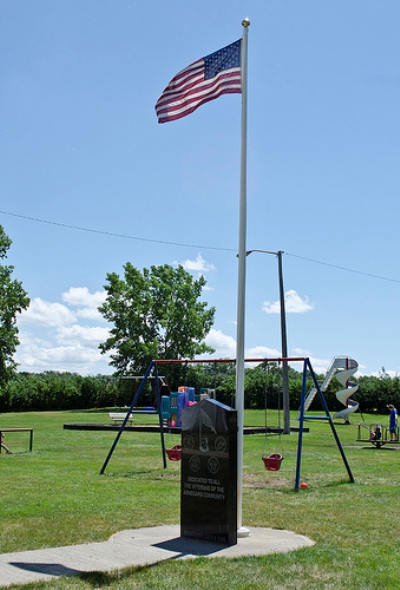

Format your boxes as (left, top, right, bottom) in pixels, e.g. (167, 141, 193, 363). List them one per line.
(0, 525, 315, 588)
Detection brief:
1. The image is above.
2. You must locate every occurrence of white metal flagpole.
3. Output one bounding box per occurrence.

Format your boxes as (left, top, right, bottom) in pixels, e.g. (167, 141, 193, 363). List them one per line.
(235, 17, 250, 537)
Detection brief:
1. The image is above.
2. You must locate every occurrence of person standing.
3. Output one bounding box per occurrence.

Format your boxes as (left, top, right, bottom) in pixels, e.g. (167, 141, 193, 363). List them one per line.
(387, 404, 398, 441)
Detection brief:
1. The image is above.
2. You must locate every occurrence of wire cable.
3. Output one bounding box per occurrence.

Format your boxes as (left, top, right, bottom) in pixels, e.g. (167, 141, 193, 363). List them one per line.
(285, 251, 400, 285)
(1, 208, 399, 284)
(0, 209, 237, 253)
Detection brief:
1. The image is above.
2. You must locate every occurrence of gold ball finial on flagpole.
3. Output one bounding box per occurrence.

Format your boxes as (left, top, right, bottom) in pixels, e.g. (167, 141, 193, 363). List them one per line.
(242, 18, 250, 27)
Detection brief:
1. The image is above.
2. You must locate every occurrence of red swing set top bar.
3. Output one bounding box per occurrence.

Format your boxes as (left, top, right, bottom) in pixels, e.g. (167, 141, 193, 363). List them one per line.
(154, 356, 307, 365)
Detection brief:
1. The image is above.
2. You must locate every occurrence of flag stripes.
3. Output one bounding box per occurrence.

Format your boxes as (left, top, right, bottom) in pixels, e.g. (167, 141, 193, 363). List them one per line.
(155, 40, 242, 124)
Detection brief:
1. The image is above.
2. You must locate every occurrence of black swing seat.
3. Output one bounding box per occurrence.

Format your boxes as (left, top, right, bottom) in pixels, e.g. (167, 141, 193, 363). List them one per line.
(262, 453, 283, 471)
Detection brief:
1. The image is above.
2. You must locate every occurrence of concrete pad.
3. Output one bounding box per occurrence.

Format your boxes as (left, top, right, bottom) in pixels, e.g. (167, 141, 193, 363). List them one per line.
(0, 525, 314, 588)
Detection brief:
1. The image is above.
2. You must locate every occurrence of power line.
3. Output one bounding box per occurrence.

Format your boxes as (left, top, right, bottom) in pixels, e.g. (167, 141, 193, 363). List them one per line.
(286, 251, 400, 285)
(0, 209, 236, 253)
(1, 208, 399, 285)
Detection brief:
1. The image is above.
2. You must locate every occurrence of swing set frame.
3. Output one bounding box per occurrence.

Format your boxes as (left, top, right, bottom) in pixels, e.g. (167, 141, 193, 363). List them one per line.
(99, 356, 354, 491)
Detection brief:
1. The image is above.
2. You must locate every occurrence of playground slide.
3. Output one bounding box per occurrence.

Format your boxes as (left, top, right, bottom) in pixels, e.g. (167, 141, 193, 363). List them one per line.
(301, 356, 359, 420)
(333, 398, 359, 420)
(302, 356, 357, 413)
(333, 363, 359, 421)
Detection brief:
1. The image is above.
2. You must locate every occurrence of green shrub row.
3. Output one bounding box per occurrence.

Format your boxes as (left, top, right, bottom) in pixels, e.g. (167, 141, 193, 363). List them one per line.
(0, 366, 399, 414)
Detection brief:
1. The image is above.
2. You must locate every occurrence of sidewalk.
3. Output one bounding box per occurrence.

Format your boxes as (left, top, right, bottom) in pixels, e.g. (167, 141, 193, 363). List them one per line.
(0, 525, 314, 587)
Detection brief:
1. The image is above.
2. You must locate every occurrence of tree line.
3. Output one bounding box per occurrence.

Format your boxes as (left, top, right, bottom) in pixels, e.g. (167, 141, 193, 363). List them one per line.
(0, 365, 399, 415)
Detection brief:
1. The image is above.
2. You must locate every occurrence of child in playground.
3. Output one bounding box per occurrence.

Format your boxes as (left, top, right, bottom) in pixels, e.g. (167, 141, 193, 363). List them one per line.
(387, 404, 398, 442)
(370, 425, 382, 441)
(0, 431, 12, 454)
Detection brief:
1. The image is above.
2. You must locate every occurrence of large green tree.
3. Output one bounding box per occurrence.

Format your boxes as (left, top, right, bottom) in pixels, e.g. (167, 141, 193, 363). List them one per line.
(0, 225, 30, 386)
(98, 263, 216, 375)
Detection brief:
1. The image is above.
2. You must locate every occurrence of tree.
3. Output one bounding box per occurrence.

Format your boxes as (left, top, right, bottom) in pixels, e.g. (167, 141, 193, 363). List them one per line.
(0, 225, 30, 386)
(98, 263, 216, 375)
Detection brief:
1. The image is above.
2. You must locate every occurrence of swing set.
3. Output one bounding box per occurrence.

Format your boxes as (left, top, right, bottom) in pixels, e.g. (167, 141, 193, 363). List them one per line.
(261, 361, 284, 471)
(99, 356, 354, 491)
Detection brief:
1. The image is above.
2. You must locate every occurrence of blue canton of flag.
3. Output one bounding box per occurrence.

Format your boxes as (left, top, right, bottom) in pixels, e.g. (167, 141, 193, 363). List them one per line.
(204, 40, 241, 80)
(155, 39, 242, 124)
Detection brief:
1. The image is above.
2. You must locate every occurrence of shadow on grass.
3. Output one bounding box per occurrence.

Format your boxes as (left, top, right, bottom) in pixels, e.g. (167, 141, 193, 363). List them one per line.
(79, 564, 157, 587)
(11, 561, 154, 587)
(358, 446, 399, 451)
(11, 561, 81, 577)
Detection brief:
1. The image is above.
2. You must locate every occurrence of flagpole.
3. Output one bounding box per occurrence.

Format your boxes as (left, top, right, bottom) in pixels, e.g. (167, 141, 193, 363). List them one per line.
(236, 17, 250, 537)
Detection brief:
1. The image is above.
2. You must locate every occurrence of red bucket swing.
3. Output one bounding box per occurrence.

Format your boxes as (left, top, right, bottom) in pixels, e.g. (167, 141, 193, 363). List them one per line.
(262, 452, 283, 471)
(165, 444, 182, 461)
(261, 362, 284, 472)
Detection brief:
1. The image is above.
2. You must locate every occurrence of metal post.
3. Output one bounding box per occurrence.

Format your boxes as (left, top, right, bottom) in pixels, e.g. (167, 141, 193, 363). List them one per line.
(277, 251, 290, 434)
(246, 249, 291, 433)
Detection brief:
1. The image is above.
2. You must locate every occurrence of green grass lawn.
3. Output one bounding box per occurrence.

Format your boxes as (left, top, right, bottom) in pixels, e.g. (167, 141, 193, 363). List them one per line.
(0, 408, 399, 589)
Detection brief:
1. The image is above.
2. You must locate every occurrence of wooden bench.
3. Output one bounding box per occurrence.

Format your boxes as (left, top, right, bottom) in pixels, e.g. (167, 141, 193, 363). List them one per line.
(0, 428, 33, 452)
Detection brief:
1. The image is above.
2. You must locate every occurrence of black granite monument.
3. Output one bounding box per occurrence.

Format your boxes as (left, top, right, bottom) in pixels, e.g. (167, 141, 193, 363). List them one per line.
(180, 398, 237, 545)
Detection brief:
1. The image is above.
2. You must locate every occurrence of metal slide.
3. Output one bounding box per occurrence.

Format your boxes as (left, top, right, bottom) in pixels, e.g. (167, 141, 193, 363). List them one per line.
(301, 356, 359, 419)
(332, 361, 359, 421)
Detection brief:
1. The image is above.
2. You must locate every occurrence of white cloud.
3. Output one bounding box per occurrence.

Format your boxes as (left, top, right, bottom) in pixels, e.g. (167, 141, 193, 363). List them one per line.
(291, 347, 331, 374)
(57, 325, 110, 347)
(178, 254, 216, 274)
(246, 345, 281, 359)
(62, 287, 106, 307)
(176, 254, 216, 291)
(62, 287, 107, 322)
(15, 331, 112, 375)
(262, 290, 314, 314)
(244, 345, 282, 367)
(204, 328, 236, 358)
(15, 288, 113, 375)
(202, 333, 280, 363)
(76, 307, 106, 321)
(19, 298, 77, 327)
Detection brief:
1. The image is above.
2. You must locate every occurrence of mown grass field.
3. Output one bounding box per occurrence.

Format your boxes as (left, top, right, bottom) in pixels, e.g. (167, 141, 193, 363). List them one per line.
(0, 408, 399, 589)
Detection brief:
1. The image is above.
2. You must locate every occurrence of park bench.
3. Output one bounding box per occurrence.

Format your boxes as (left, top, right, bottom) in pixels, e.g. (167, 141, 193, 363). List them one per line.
(108, 406, 158, 424)
(108, 412, 134, 424)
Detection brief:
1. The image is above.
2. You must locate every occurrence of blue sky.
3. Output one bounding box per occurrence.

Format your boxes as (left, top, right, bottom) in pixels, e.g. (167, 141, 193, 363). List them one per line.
(2, 1, 400, 377)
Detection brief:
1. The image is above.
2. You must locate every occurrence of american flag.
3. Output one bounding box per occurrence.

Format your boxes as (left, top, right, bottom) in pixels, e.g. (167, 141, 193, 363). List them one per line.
(155, 39, 242, 124)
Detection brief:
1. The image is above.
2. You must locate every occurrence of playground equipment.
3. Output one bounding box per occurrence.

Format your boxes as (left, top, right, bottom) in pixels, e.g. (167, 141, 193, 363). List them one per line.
(161, 386, 196, 428)
(301, 356, 359, 422)
(161, 387, 216, 459)
(162, 387, 195, 461)
(296, 357, 355, 490)
(261, 361, 284, 472)
(165, 444, 182, 460)
(357, 422, 400, 448)
(262, 453, 283, 471)
(99, 357, 354, 491)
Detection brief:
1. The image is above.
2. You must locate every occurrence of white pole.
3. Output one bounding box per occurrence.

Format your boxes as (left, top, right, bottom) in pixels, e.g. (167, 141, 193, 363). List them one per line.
(235, 18, 250, 537)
